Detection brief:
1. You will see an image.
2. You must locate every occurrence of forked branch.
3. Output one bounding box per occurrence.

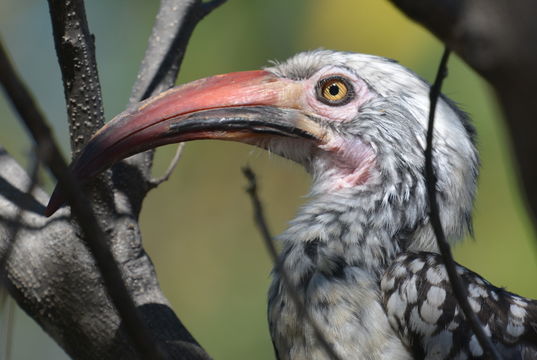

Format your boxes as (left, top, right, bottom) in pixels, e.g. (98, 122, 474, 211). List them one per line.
(0, 0, 227, 358)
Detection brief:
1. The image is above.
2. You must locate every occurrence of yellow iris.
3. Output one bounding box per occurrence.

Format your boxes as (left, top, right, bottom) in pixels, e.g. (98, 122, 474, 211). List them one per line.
(321, 79, 348, 101)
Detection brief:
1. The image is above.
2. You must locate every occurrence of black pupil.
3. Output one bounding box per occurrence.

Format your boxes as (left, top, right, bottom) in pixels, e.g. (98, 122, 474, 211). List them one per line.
(328, 84, 340, 96)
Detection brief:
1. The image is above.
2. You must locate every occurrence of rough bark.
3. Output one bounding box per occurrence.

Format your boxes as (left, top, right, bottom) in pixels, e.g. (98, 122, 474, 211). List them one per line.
(0, 0, 225, 359)
(389, 0, 537, 228)
(47, 0, 106, 155)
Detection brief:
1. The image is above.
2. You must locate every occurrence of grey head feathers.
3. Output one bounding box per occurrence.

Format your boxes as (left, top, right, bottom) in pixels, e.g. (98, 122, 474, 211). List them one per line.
(267, 49, 478, 252)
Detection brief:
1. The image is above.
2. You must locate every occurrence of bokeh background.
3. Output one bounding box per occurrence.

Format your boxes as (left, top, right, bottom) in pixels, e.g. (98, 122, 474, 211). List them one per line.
(1, 1, 536, 359)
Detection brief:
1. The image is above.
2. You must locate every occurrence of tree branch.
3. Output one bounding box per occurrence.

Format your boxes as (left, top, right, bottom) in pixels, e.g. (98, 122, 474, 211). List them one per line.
(129, 0, 227, 104)
(0, 38, 166, 360)
(149, 144, 185, 188)
(0, 0, 227, 358)
(0, 151, 40, 281)
(388, 0, 537, 230)
(118, 0, 227, 216)
(47, 0, 105, 156)
(424, 48, 501, 360)
(0, 153, 39, 360)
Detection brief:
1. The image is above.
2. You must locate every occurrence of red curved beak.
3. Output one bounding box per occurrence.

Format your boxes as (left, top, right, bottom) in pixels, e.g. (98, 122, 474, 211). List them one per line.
(45, 70, 325, 216)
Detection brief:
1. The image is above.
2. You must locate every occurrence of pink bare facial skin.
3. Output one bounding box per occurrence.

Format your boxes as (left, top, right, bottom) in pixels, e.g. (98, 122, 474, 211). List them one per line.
(301, 66, 374, 122)
(297, 66, 377, 191)
(318, 135, 376, 192)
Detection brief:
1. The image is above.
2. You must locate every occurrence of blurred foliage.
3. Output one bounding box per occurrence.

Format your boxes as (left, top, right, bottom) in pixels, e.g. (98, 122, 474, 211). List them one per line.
(0, 1, 535, 359)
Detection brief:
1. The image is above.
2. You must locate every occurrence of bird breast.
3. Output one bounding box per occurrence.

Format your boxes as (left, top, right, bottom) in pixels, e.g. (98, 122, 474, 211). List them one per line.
(268, 248, 412, 360)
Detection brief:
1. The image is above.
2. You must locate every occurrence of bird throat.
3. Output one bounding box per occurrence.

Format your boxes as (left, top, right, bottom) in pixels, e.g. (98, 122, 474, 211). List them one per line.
(278, 187, 407, 285)
(315, 135, 377, 194)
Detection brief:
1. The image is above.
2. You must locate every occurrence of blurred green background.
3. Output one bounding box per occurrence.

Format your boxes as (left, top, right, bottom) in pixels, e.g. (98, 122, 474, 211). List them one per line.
(1, 1, 536, 359)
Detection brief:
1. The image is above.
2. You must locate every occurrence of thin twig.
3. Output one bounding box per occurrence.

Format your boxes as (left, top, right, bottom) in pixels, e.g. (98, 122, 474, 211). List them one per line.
(242, 166, 343, 360)
(425, 48, 502, 360)
(149, 143, 185, 187)
(0, 39, 165, 360)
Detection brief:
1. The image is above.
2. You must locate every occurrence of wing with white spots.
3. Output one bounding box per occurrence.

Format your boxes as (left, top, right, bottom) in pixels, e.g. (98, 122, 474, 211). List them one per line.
(381, 252, 537, 359)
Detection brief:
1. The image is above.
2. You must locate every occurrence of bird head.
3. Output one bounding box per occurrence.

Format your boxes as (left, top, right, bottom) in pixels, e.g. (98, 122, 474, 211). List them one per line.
(45, 50, 478, 251)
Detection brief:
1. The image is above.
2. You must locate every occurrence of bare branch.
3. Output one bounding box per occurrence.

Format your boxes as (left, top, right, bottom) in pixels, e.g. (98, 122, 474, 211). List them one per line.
(242, 166, 344, 360)
(149, 143, 185, 188)
(0, 146, 210, 359)
(200, 0, 228, 15)
(0, 154, 37, 360)
(47, 0, 105, 156)
(0, 38, 166, 360)
(425, 48, 502, 360)
(121, 0, 227, 211)
(0, 156, 36, 360)
(40, 0, 226, 357)
(1, 0, 224, 358)
(0, 152, 39, 278)
(389, 0, 537, 230)
(0, 154, 39, 360)
(129, 0, 227, 104)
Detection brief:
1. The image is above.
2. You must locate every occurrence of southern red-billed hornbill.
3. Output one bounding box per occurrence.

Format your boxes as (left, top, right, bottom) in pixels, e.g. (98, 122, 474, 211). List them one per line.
(46, 50, 537, 359)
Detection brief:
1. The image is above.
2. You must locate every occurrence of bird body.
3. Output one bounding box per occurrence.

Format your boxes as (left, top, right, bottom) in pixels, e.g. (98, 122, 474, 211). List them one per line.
(46, 50, 537, 359)
(266, 51, 475, 359)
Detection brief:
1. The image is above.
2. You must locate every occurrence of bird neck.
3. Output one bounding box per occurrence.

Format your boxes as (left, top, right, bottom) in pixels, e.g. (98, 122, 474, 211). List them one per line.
(278, 183, 431, 284)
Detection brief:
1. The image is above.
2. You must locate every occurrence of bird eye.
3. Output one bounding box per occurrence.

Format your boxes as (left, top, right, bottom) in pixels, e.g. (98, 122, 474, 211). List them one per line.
(316, 76, 354, 106)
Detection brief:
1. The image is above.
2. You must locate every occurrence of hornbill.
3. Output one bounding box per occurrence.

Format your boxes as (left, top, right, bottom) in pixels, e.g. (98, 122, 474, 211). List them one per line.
(46, 50, 537, 359)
